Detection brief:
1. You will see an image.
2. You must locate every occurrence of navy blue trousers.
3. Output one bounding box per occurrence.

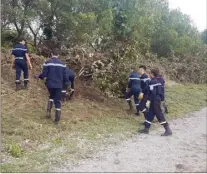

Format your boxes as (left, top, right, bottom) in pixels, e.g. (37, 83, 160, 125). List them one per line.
(15, 60, 29, 84)
(145, 96, 167, 128)
(47, 88, 62, 110)
(125, 89, 140, 109)
(138, 94, 148, 118)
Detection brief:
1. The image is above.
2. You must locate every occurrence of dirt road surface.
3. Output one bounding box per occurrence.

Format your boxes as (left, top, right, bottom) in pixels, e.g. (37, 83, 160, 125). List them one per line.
(57, 108, 207, 173)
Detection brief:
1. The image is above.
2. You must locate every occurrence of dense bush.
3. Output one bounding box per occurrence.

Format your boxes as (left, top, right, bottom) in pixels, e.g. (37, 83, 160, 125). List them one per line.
(1, 0, 207, 96)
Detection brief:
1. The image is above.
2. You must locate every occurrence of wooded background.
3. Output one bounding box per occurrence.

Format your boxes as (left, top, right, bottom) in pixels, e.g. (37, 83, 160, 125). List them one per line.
(1, 0, 207, 96)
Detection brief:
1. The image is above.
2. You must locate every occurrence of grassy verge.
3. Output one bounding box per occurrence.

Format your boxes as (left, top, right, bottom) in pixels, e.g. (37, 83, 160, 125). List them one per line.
(1, 84, 206, 172)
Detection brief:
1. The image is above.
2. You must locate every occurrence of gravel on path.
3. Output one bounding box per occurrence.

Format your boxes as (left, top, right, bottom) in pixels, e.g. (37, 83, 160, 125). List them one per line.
(57, 108, 207, 173)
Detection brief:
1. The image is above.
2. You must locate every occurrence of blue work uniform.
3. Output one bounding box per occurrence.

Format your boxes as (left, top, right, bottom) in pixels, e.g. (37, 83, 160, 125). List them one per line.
(144, 76, 168, 128)
(125, 72, 141, 109)
(139, 74, 151, 115)
(39, 57, 69, 110)
(11, 43, 29, 84)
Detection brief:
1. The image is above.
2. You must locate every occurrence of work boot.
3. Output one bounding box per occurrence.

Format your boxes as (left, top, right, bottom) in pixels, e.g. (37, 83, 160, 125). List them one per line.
(161, 124, 172, 136)
(15, 83, 21, 91)
(135, 111, 140, 116)
(24, 82, 28, 89)
(139, 122, 146, 126)
(46, 100, 53, 119)
(139, 127, 149, 134)
(54, 110, 61, 124)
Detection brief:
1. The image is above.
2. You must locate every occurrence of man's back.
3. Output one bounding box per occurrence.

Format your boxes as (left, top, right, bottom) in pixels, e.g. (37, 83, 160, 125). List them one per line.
(12, 43, 27, 60)
(128, 72, 141, 89)
(40, 57, 68, 89)
(155, 75, 165, 86)
(148, 77, 165, 101)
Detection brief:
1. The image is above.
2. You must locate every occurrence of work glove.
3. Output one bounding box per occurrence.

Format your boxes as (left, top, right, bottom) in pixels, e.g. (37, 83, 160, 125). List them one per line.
(138, 92, 144, 100)
(43, 78, 47, 85)
(146, 100, 150, 108)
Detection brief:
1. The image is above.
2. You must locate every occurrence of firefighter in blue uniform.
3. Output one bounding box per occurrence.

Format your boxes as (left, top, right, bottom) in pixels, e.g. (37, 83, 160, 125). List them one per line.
(138, 65, 151, 120)
(139, 68, 172, 136)
(61, 67, 75, 101)
(11, 38, 32, 90)
(35, 49, 69, 124)
(125, 69, 141, 115)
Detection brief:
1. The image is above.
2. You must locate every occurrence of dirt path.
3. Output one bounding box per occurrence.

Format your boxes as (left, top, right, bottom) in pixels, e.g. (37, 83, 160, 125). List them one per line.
(57, 108, 207, 172)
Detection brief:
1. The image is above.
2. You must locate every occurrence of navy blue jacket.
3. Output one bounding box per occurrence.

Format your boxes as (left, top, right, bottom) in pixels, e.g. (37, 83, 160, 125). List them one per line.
(66, 68, 75, 89)
(147, 76, 165, 101)
(128, 72, 141, 93)
(12, 43, 28, 61)
(39, 57, 69, 89)
(140, 73, 150, 95)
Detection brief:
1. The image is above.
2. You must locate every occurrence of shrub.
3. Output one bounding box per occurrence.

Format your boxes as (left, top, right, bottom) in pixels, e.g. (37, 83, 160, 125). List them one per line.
(7, 143, 23, 158)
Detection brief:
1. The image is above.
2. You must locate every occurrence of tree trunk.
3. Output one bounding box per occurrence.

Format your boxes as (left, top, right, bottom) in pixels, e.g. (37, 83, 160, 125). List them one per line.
(33, 34, 37, 47)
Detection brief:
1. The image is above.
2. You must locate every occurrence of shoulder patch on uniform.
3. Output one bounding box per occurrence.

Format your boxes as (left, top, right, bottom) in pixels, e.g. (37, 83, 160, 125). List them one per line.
(43, 63, 66, 68)
(12, 48, 27, 51)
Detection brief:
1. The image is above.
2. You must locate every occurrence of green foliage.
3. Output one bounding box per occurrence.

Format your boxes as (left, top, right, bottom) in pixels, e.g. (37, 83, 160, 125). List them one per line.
(7, 143, 23, 158)
(1, 0, 206, 94)
(97, 9, 113, 37)
(75, 12, 97, 43)
(51, 138, 63, 145)
(93, 45, 144, 95)
(174, 36, 203, 56)
(2, 0, 204, 54)
(27, 42, 37, 54)
(1, 30, 18, 48)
